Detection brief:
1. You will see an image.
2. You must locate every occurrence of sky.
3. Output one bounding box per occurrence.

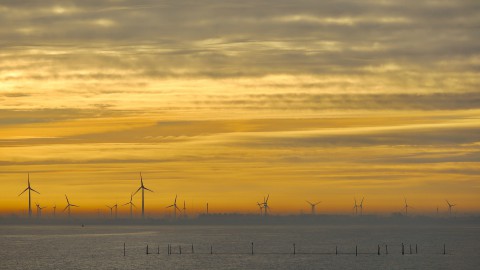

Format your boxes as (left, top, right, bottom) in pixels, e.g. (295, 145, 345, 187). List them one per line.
(1, 0, 479, 217)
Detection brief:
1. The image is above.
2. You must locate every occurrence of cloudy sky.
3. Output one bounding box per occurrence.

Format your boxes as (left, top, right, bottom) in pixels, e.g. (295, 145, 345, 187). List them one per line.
(1, 0, 479, 216)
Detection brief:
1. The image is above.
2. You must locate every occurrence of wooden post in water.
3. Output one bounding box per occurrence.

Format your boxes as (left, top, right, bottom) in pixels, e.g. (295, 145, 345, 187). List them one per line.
(157, 245, 160, 254)
(293, 243, 296, 255)
(251, 242, 254, 255)
(409, 244, 412, 254)
(415, 244, 418, 254)
(443, 244, 446, 255)
(179, 245, 182, 254)
(123, 243, 126, 256)
(385, 244, 388, 255)
(402, 243, 404, 255)
(192, 244, 194, 254)
(211, 245, 213, 254)
(146, 245, 149, 255)
(377, 245, 380, 255)
(335, 246, 338, 255)
(355, 245, 358, 256)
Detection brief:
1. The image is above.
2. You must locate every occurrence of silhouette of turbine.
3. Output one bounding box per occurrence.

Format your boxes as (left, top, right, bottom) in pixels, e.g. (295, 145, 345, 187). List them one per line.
(63, 194, 78, 218)
(262, 195, 270, 216)
(18, 173, 40, 218)
(122, 194, 136, 219)
(306, 200, 321, 215)
(353, 198, 358, 216)
(133, 172, 153, 219)
(166, 195, 181, 219)
(445, 199, 456, 216)
(35, 202, 46, 218)
(359, 197, 365, 216)
(404, 198, 414, 216)
(256, 202, 264, 215)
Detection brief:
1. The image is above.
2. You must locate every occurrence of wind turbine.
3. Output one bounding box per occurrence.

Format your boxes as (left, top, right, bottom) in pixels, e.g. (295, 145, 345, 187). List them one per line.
(18, 173, 40, 218)
(35, 203, 46, 218)
(133, 172, 153, 219)
(106, 205, 114, 218)
(63, 194, 78, 218)
(445, 199, 456, 216)
(359, 197, 365, 216)
(263, 195, 270, 216)
(404, 198, 414, 216)
(182, 200, 187, 218)
(166, 195, 181, 219)
(353, 198, 358, 216)
(122, 194, 136, 218)
(53, 204, 56, 217)
(256, 202, 264, 215)
(306, 200, 321, 215)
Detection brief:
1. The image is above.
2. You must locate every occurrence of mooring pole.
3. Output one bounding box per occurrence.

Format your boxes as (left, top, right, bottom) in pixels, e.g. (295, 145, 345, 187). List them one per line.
(443, 244, 446, 255)
(402, 243, 404, 255)
(385, 244, 388, 255)
(335, 246, 338, 255)
(377, 245, 380, 255)
(251, 242, 254, 255)
(157, 245, 160, 254)
(293, 243, 296, 255)
(211, 245, 213, 254)
(123, 243, 126, 256)
(409, 244, 412, 254)
(415, 244, 418, 254)
(179, 245, 182, 254)
(355, 245, 358, 256)
(146, 245, 149, 255)
(192, 244, 194, 254)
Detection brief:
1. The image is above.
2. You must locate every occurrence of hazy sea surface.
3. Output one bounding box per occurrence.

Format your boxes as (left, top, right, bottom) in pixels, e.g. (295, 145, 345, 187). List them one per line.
(0, 225, 479, 269)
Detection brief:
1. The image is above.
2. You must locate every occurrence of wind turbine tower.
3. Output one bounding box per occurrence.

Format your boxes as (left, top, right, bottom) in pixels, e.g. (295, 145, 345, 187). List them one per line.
(359, 197, 365, 216)
(133, 172, 153, 219)
(35, 203, 46, 218)
(445, 199, 456, 216)
(263, 195, 270, 216)
(256, 202, 264, 215)
(404, 198, 413, 216)
(122, 194, 136, 218)
(183, 200, 187, 218)
(18, 173, 40, 218)
(63, 195, 79, 218)
(166, 195, 181, 219)
(306, 200, 321, 215)
(353, 198, 358, 216)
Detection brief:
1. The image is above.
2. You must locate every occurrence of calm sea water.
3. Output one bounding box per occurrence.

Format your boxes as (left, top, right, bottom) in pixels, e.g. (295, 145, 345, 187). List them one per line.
(0, 225, 479, 269)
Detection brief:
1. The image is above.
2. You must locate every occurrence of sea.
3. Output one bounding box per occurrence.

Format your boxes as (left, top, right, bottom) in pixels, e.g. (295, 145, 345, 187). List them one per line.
(1, 224, 479, 269)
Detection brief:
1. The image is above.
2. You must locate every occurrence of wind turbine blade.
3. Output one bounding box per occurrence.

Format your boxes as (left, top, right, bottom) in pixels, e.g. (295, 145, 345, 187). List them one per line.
(144, 187, 154, 192)
(306, 200, 312, 205)
(266, 194, 269, 202)
(18, 188, 28, 196)
(315, 201, 321, 205)
(71, 204, 79, 207)
(122, 202, 129, 206)
(175, 206, 181, 211)
(31, 188, 40, 194)
(131, 202, 136, 207)
(63, 205, 69, 212)
(65, 195, 70, 204)
(133, 187, 141, 196)
(174, 195, 177, 204)
(166, 205, 174, 208)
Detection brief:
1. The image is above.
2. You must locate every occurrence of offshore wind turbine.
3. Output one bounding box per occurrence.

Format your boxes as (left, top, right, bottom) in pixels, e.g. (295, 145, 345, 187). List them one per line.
(53, 204, 56, 217)
(263, 195, 270, 216)
(353, 198, 358, 216)
(182, 200, 187, 218)
(256, 202, 264, 215)
(122, 194, 136, 218)
(445, 199, 456, 216)
(306, 200, 321, 215)
(404, 198, 414, 216)
(106, 205, 114, 218)
(166, 195, 181, 219)
(35, 203, 46, 218)
(63, 195, 78, 218)
(18, 173, 40, 218)
(359, 197, 365, 216)
(133, 172, 153, 219)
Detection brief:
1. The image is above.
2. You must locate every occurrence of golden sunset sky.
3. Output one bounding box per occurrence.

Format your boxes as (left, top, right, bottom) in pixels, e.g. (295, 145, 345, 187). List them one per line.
(1, 0, 479, 216)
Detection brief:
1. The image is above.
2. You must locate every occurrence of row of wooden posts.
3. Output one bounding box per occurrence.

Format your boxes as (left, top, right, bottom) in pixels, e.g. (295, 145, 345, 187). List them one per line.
(123, 243, 448, 256)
